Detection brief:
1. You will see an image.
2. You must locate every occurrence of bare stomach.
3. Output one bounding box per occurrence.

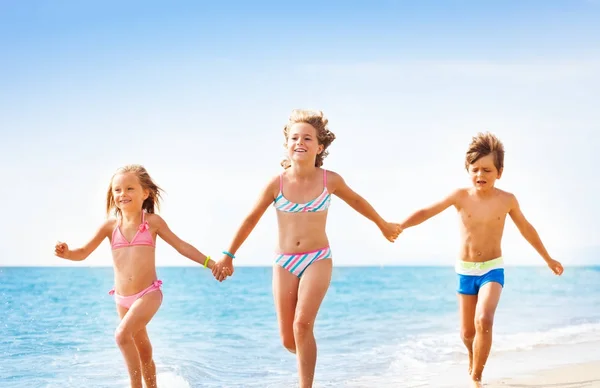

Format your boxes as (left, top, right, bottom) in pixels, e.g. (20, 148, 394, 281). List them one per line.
(458, 239, 503, 262)
(276, 212, 329, 253)
(112, 248, 158, 295)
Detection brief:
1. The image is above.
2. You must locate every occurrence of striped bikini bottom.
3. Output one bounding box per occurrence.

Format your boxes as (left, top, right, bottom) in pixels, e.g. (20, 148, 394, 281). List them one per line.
(274, 246, 332, 278)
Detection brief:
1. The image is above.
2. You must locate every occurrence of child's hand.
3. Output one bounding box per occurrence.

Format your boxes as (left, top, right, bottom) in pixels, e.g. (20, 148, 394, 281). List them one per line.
(54, 241, 70, 259)
(212, 255, 234, 282)
(547, 258, 564, 275)
(204, 257, 216, 270)
(380, 222, 402, 242)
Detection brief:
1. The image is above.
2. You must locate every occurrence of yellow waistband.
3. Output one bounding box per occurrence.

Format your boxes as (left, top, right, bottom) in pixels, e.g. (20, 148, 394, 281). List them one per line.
(456, 257, 504, 270)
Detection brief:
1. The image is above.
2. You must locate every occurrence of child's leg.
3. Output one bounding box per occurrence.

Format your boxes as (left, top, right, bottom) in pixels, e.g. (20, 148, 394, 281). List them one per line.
(115, 291, 162, 388)
(272, 264, 300, 353)
(294, 259, 332, 388)
(457, 294, 478, 374)
(134, 328, 157, 388)
(115, 310, 158, 387)
(471, 282, 503, 383)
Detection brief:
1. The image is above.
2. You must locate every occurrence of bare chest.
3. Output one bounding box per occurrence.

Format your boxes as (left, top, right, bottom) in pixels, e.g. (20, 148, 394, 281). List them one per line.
(281, 181, 327, 204)
(458, 201, 509, 228)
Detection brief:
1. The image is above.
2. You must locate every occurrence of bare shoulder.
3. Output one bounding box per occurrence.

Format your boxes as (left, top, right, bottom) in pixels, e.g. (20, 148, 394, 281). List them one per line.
(324, 169, 342, 184)
(495, 188, 517, 205)
(100, 218, 117, 239)
(250, 173, 281, 205)
(267, 173, 281, 186)
(322, 169, 346, 193)
(103, 218, 117, 231)
(440, 188, 469, 209)
(494, 187, 514, 196)
(145, 213, 166, 227)
(449, 187, 469, 205)
(453, 187, 470, 198)
(266, 173, 281, 196)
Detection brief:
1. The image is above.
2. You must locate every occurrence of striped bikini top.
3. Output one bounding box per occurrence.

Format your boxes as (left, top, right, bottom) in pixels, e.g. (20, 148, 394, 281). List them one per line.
(273, 169, 332, 213)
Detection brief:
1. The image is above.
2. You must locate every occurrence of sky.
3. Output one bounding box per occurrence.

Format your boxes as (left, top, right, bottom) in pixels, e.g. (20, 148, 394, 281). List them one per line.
(1, 0, 598, 267)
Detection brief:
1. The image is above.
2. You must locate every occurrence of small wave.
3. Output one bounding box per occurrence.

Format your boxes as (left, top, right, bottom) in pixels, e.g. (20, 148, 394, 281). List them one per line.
(387, 320, 600, 366)
(494, 321, 600, 352)
(156, 372, 191, 388)
(343, 321, 600, 387)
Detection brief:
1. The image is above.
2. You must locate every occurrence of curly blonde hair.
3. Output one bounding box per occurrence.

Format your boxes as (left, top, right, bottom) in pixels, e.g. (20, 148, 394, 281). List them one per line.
(281, 109, 336, 169)
(105, 164, 164, 217)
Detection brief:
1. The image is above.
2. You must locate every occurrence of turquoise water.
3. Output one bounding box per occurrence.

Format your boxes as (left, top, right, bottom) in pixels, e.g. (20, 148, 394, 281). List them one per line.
(1, 266, 599, 387)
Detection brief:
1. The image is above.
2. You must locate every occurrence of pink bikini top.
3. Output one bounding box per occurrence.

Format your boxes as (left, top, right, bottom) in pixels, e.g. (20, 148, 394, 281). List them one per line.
(111, 211, 155, 250)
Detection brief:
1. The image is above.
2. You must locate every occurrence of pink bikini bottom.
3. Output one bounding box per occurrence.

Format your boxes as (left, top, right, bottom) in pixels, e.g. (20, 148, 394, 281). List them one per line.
(108, 280, 163, 309)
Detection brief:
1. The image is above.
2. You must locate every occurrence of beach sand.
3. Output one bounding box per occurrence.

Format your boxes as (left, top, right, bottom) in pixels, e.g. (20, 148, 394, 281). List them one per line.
(487, 361, 600, 388)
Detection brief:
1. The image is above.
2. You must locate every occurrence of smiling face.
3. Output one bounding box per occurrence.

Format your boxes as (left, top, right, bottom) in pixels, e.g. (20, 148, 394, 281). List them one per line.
(468, 153, 503, 191)
(286, 122, 324, 166)
(110, 172, 149, 213)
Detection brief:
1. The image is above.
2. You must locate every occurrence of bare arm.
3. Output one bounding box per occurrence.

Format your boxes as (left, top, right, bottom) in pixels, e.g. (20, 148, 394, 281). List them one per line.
(152, 214, 214, 269)
(329, 171, 387, 228)
(223, 176, 279, 257)
(329, 171, 401, 241)
(55, 219, 113, 261)
(508, 194, 553, 263)
(212, 176, 278, 281)
(400, 189, 460, 229)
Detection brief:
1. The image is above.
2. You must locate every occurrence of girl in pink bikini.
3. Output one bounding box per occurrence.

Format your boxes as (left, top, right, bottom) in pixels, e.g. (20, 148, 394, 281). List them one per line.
(54, 164, 214, 388)
(212, 109, 402, 388)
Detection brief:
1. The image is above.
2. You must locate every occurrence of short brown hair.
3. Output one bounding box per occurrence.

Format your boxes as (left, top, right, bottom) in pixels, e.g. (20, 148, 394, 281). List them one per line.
(465, 132, 505, 171)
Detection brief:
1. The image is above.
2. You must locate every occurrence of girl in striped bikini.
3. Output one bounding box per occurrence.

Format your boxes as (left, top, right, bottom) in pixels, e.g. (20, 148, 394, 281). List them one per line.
(212, 109, 402, 388)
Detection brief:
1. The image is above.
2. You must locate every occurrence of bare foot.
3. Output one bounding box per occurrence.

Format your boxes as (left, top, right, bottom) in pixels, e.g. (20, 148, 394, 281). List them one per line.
(470, 378, 483, 387)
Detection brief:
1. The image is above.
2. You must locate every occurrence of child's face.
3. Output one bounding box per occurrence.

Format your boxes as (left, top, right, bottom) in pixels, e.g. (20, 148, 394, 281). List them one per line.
(286, 123, 323, 166)
(111, 173, 149, 213)
(468, 154, 502, 191)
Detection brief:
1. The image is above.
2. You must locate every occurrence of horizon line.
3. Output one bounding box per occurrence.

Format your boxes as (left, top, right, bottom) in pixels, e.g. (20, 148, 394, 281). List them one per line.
(1, 264, 598, 268)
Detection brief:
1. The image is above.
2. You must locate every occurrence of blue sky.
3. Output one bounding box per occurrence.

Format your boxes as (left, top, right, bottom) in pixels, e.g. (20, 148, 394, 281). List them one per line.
(1, 0, 598, 267)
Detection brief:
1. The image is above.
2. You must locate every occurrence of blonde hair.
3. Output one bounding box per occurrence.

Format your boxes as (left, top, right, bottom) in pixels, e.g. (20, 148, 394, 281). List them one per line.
(105, 164, 163, 217)
(281, 109, 336, 169)
(465, 132, 505, 171)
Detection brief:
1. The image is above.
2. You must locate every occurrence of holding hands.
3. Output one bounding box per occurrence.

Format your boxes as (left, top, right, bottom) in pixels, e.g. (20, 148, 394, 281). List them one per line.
(212, 251, 235, 282)
(380, 222, 403, 242)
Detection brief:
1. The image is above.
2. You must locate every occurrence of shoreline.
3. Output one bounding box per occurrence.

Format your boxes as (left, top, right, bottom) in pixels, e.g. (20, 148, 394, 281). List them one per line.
(487, 360, 600, 387)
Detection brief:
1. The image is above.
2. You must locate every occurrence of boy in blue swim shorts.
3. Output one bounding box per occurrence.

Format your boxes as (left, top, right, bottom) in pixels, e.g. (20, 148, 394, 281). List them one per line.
(398, 132, 564, 387)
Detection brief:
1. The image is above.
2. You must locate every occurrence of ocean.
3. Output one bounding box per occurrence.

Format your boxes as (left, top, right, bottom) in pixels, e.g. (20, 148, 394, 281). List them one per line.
(1, 265, 599, 387)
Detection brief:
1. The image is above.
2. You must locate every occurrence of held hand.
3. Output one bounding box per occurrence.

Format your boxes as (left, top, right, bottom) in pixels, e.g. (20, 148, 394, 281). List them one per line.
(211, 255, 234, 282)
(203, 256, 216, 270)
(380, 222, 403, 242)
(54, 241, 70, 259)
(547, 258, 564, 276)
